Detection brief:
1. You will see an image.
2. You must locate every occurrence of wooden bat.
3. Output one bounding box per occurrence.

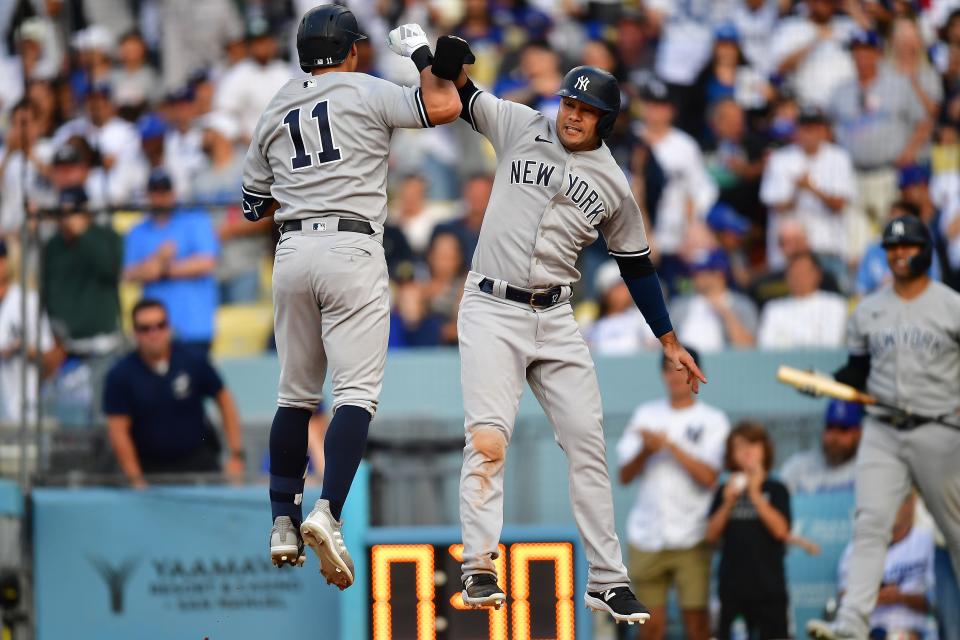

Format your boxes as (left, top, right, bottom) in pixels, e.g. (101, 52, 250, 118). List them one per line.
(776, 366, 879, 406)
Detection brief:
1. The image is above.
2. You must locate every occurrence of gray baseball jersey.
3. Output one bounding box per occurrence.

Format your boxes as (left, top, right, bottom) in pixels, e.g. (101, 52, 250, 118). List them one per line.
(847, 280, 960, 416)
(463, 90, 650, 287)
(242, 72, 433, 223)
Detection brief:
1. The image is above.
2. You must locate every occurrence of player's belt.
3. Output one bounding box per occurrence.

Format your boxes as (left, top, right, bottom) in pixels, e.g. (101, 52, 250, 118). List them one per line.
(874, 411, 941, 430)
(478, 277, 565, 310)
(280, 219, 375, 235)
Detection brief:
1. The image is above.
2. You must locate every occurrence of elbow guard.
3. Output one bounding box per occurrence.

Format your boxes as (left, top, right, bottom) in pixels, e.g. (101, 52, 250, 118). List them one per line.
(241, 186, 274, 222)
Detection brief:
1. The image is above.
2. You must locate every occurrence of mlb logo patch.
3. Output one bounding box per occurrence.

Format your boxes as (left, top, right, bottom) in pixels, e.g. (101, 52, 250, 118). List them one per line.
(313, 221, 328, 232)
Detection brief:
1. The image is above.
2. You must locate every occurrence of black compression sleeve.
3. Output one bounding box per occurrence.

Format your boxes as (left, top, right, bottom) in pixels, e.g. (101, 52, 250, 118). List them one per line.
(614, 253, 656, 278)
(458, 78, 480, 127)
(834, 354, 871, 391)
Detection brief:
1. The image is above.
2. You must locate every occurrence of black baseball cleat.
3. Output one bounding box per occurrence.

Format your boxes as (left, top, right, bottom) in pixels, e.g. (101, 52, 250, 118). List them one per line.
(584, 587, 651, 625)
(461, 573, 506, 609)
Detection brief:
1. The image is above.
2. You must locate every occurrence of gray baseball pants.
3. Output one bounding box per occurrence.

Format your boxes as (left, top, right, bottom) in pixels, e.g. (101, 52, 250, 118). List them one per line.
(838, 416, 960, 637)
(457, 271, 631, 592)
(272, 220, 389, 416)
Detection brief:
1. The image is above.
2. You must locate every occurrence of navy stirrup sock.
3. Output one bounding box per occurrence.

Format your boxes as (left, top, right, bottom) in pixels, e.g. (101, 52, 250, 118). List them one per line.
(320, 405, 371, 521)
(269, 406, 312, 526)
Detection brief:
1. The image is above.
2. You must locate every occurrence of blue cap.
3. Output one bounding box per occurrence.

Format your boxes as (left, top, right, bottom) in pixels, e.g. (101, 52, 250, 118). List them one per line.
(824, 400, 864, 429)
(165, 85, 194, 104)
(848, 30, 881, 50)
(688, 248, 729, 273)
(715, 23, 739, 43)
(58, 185, 88, 211)
(897, 164, 930, 189)
(137, 113, 167, 140)
(706, 203, 750, 236)
(147, 168, 173, 192)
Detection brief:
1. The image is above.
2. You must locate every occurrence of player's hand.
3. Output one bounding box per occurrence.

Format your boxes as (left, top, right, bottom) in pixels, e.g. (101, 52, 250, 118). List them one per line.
(388, 23, 429, 58)
(224, 455, 245, 481)
(662, 338, 707, 393)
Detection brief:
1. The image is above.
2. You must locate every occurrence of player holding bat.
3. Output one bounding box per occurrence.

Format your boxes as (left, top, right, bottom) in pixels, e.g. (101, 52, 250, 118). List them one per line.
(806, 215, 960, 639)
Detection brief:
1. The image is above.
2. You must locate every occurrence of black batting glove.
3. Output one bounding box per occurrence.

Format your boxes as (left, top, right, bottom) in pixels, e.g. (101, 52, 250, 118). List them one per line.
(431, 35, 475, 81)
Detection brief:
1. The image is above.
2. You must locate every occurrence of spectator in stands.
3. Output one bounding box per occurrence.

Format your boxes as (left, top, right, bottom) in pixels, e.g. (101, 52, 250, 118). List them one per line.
(617, 348, 729, 640)
(856, 200, 943, 295)
(691, 25, 770, 122)
(495, 40, 563, 119)
(833, 493, 935, 640)
(584, 261, 656, 355)
(770, 0, 857, 108)
(0, 100, 53, 238)
(889, 18, 944, 120)
(71, 25, 115, 92)
(103, 299, 244, 486)
(213, 19, 289, 143)
(430, 173, 492, 266)
(422, 232, 465, 346)
(830, 29, 932, 252)
(26, 79, 65, 139)
(730, 0, 783, 76)
(391, 174, 449, 255)
(706, 202, 752, 291)
(760, 106, 857, 282)
(757, 251, 848, 349)
(0, 240, 57, 423)
(162, 87, 205, 199)
(123, 169, 219, 357)
(706, 421, 791, 640)
(41, 185, 123, 361)
(779, 399, 863, 495)
(703, 98, 768, 229)
(48, 138, 102, 209)
(389, 279, 445, 349)
(670, 249, 758, 352)
(137, 113, 166, 185)
(896, 164, 954, 281)
(749, 218, 843, 307)
(158, 0, 244, 91)
(111, 30, 160, 117)
(640, 78, 717, 289)
(192, 112, 269, 304)
(53, 83, 143, 206)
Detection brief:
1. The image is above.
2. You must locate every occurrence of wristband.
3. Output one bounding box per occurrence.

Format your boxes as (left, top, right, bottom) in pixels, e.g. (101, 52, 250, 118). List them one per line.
(411, 45, 434, 73)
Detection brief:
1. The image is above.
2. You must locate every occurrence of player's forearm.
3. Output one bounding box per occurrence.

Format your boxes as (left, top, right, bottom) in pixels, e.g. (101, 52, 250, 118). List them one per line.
(834, 353, 870, 391)
(419, 69, 461, 125)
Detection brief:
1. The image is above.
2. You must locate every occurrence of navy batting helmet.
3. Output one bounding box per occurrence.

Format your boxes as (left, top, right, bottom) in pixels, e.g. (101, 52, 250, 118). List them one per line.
(881, 214, 933, 277)
(556, 66, 620, 138)
(297, 4, 367, 72)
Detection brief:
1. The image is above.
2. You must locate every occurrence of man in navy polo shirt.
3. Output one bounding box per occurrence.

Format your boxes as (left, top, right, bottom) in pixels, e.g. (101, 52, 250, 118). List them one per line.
(103, 299, 244, 486)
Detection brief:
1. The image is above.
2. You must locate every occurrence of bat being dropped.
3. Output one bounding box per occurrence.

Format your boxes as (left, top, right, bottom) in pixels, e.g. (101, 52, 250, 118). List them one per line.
(775, 366, 902, 413)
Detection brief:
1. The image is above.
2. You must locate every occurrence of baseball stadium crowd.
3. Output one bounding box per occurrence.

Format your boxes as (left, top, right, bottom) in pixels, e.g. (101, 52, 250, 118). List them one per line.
(1, 1, 960, 638)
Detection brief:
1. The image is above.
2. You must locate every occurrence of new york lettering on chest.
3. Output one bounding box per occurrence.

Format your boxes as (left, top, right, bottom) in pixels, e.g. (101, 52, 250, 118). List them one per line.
(508, 158, 607, 223)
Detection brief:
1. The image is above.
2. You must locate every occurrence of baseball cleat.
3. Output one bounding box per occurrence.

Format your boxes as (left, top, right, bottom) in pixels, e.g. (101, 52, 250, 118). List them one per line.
(584, 587, 650, 625)
(462, 573, 506, 609)
(300, 499, 355, 590)
(806, 619, 857, 639)
(270, 516, 305, 568)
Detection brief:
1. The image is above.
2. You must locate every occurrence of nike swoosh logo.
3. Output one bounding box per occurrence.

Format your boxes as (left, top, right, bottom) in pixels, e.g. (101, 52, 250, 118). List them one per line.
(278, 237, 291, 246)
(535, 134, 553, 144)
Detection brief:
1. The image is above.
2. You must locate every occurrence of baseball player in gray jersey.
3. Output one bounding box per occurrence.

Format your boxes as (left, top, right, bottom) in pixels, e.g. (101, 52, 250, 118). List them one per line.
(241, 6, 459, 587)
(425, 37, 706, 624)
(808, 215, 960, 639)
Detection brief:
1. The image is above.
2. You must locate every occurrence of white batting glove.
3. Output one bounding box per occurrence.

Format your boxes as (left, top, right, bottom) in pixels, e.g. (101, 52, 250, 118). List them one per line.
(388, 23, 429, 58)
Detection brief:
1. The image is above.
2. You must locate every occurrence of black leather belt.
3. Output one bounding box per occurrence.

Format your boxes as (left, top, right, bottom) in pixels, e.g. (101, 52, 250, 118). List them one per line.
(280, 219, 374, 235)
(874, 411, 938, 431)
(478, 277, 565, 310)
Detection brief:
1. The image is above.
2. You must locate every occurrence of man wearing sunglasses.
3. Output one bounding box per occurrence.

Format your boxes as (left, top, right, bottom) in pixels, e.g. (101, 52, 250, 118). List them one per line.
(103, 299, 245, 487)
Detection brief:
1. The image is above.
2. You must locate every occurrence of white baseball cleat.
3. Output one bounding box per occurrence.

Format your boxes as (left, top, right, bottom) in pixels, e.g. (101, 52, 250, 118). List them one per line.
(270, 516, 305, 568)
(300, 499, 354, 590)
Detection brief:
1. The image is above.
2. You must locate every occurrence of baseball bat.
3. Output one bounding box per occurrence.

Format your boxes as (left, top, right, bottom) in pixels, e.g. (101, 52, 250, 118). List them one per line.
(776, 365, 881, 406)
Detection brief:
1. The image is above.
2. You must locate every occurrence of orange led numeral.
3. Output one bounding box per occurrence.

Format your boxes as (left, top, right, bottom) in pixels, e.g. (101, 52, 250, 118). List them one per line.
(371, 544, 436, 640)
(509, 542, 575, 640)
(448, 544, 508, 640)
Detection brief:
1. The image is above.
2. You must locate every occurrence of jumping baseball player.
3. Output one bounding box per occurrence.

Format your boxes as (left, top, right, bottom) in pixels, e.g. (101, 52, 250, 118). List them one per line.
(807, 215, 960, 639)
(425, 36, 706, 623)
(241, 6, 459, 587)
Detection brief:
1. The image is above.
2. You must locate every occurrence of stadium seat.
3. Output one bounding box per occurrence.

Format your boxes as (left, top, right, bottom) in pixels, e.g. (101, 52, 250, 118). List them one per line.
(211, 303, 274, 358)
